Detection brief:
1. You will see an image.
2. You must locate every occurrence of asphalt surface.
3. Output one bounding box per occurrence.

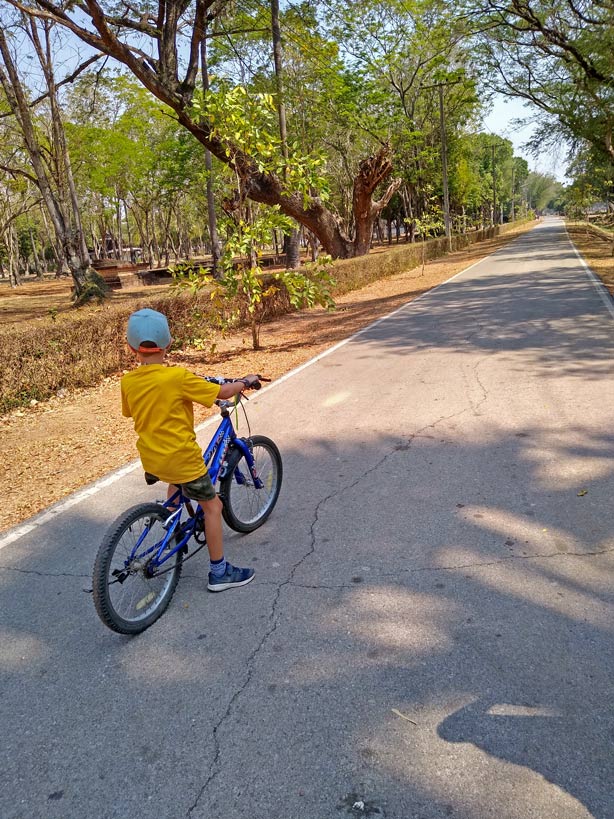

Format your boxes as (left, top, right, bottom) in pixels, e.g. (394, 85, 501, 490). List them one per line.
(1, 217, 613, 819)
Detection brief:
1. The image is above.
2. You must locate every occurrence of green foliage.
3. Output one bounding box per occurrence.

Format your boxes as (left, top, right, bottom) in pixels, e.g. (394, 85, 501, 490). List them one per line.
(565, 182, 597, 219)
(525, 172, 564, 212)
(0, 290, 233, 412)
(274, 257, 336, 312)
(0, 1, 549, 287)
(193, 85, 330, 204)
(412, 202, 445, 272)
(173, 203, 335, 350)
(1, 220, 530, 411)
(469, 0, 614, 164)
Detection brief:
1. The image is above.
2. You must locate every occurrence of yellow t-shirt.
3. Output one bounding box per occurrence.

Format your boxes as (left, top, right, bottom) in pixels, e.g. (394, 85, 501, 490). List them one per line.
(121, 365, 221, 484)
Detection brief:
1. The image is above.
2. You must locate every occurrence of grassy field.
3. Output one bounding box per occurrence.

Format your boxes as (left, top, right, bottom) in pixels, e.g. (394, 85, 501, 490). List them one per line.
(0, 277, 170, 328)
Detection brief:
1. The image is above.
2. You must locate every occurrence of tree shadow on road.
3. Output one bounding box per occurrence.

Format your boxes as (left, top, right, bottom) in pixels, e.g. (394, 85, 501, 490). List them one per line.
(352, 222, 614, 381)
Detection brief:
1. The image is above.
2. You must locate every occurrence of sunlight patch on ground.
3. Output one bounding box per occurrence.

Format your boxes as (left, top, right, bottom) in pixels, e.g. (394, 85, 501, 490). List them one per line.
(458, 505, 580, 551)
(0, 627, 46, 669)
(521, 433, 614, 489)
(486, 703, 562, 717)
(321, 391, 352, 407)
(348, 587, 460, 653)
(437, 538, 614, 632)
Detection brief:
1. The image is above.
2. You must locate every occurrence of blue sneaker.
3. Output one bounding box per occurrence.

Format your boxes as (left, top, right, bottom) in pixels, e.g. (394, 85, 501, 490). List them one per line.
(207, 563, 255, 592)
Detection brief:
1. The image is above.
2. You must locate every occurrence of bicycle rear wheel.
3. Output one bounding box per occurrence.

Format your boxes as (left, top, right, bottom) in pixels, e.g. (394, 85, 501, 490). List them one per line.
(220, 435, 282, 533)
(92, 503, 183, 634)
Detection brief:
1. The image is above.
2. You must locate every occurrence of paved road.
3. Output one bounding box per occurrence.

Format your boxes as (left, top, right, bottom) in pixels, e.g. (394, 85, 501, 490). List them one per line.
(1, 218, 613, 819)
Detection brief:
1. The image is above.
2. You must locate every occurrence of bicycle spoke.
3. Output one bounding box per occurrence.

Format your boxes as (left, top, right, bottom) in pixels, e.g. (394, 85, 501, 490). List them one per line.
(93, 504, 184, 634)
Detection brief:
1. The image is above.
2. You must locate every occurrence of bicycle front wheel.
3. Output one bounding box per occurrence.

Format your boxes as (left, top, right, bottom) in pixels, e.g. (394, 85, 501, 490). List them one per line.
(92, 503, 183, 635)
(220, 435, 282, 533)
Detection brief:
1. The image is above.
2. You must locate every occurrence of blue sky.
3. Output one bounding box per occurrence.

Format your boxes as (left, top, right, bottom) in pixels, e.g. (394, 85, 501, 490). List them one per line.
(483, 94, 568, 183)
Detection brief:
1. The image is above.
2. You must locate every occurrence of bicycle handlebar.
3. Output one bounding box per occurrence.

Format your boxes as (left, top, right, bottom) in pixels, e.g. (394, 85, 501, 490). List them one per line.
(204, 374, 269, 390)
(205, 375, 270, 410)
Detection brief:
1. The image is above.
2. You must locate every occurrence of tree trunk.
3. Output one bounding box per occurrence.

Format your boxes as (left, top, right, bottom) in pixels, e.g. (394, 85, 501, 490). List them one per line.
(176, 104, 400, 260)
(29, 227, 43, 277)
(200, 34, 221, 278)
(352, 148, 402, 256)
(0, 24, 93, 296)
(271, 0, 301, 270)
(116, 198, 123, 257)
(307, 230, 319, 261)
(130, 203, 151, 267)
(283, 228, 301, 269)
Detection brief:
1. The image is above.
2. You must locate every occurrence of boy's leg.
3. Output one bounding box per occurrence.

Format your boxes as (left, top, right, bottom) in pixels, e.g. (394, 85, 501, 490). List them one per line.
(166, 484, 180, 510)
(198, 496, 224, 562)
(198, 496, 254, 592)
(179, 474, 254, 591)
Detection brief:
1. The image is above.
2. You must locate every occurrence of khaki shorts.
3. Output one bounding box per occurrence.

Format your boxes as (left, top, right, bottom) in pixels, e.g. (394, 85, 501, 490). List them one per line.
(144, 471, 216, 502)
(178, 473, 217, 502)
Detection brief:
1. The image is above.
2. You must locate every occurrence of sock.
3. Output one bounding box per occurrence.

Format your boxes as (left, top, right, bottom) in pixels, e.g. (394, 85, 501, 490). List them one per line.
(210, 557, 227, 578)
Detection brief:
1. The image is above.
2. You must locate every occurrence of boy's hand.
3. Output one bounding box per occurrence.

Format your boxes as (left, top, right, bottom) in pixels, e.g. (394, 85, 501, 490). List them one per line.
(240, 374, 260, 390)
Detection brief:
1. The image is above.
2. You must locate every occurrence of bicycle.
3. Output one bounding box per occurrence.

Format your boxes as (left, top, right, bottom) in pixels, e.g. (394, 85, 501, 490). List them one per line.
(92, 376, 282, 635)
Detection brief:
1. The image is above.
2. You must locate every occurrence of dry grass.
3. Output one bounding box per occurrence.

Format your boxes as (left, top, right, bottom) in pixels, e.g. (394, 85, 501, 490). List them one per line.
(0, 284, 292, 412)
(566, 223, 614, 295)
(0, 278, 170, 327)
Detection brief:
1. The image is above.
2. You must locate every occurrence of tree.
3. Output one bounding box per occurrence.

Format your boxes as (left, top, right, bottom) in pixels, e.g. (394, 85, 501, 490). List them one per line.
(6, 0, 400, 259)
(66, 72, 211, 268)
(0, 12, 103, 300)
(0, 173, 41, 286)
(566, 146, 613, 215)
(525, 171, 562, 213)
(469, 0, 614, 161)
(327, 0, 481, 240)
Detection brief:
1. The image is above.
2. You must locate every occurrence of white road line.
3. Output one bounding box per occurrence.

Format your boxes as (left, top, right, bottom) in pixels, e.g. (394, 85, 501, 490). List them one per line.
(0, 228, 531, 552)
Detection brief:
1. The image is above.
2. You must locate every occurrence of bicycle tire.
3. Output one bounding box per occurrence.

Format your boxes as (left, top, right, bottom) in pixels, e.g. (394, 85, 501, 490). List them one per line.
(92, 503, 183, 635)
(219, 435, 282, 533)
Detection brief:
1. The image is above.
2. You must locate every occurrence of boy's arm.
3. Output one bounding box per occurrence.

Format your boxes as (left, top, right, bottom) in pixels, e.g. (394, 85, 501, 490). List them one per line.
(217, 375, 259, 399)
(181, 372, 259, 406)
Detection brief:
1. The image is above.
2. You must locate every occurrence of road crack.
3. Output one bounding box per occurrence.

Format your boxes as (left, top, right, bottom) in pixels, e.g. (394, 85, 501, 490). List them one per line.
(187, 429, 435, 814)
(286, 545, 614, 590)
(0, 564, 89, 579)
(186, 488, 334, 815)
(187, 399, 597, 813)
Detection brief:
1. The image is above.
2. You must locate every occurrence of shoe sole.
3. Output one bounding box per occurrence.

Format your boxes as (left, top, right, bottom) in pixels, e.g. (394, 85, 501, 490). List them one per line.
(207, 573, 255, 592)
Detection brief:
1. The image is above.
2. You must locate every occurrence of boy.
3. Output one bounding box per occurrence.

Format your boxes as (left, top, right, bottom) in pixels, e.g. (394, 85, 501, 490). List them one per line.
(121, 307, 259, 591)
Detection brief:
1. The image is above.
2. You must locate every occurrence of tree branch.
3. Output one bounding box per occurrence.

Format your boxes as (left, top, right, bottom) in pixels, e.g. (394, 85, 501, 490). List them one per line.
(0, 163, 39, 185)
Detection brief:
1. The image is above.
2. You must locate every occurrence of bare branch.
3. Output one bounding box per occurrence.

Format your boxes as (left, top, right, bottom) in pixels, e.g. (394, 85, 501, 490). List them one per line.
(0, 162, 39, 185)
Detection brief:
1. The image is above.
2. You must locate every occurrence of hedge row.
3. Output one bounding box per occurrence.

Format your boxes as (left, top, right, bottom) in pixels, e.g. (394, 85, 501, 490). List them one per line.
(330, 225, 505, 295)
(1, 220, 529, 413)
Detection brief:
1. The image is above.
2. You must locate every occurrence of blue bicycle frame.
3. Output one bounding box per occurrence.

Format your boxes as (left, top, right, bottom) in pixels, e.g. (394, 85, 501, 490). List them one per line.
(124, 404, 259, 577)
